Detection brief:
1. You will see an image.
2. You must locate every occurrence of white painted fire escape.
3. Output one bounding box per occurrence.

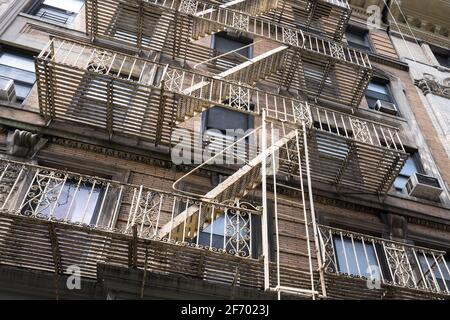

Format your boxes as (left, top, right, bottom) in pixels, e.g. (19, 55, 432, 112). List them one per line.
(31, 0, 411, 300)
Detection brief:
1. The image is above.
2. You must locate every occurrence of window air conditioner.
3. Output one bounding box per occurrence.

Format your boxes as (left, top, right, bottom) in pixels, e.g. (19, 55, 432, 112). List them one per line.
(374, 100, 397, 115)
(0, 77, 17, 103)
(405, 173, 443, 201)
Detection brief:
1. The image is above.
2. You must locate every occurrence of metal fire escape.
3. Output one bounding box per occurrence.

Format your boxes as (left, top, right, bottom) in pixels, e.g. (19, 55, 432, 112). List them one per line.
(31, 0, 410, 299)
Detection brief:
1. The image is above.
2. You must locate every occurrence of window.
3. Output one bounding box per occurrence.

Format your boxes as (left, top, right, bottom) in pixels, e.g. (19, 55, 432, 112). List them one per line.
(33, 178, 106, 224)
(0, 49, 36, 103)
(334, 235, 379, 277)
(108, 2, 154, 47)
(203, 106, 255, 162)
(193, 212, 261, 258)
(197, 215, 229, 249)
(203, 106, 254, 135)
(303, 62, 338, 97)
(212, 31, 253, 59)
(418, 254, 450, 292)
(365, 79, 394, 110)
(394, 152, 422, 191)
(345, 26, 372, 52)
(30, 0, 84, 24)
(432, 49, 450, 68)
(20, 167, 112, 226)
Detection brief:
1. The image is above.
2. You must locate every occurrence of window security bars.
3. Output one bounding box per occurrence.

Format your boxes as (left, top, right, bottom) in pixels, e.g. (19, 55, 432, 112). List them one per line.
(318, 225, 450, 295)
(0, 159, 260, 258)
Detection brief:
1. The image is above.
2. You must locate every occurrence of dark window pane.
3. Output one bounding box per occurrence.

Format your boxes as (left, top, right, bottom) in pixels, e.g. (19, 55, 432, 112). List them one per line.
(32, 0, 84, 24)
(394, 155, 420, 190)
(0, 52, 35, 72)
(394, 175, 409, 190)
(42, 0, 84, 13)
(368, 82, 389, 95)
(203, 214, 226, 236)
(213, 32, 253, 58)
(0, 50, 36, 103)
(366, 97, 378, 109)
(303, 62, 337, 95)
(365, 80, 393, 108)
(334, 236, 378, 277)
(433, 51, 450, 68)
(36, 6, 73, 24)
(24, 178, 105, 226)
(14, 83, 33, 100)
(400, 157, 420, 176)
(0, 65, 36, 84)
(346, 27, 372, 52)
(418, 254, 450, 292)
(205, 106, 252, 133)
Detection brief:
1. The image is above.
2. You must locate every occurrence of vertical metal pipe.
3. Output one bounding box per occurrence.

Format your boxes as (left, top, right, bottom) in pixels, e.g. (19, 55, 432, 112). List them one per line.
(261, 109, 270, 291)
(340, 233, 350, 274)
(296, 129, 315, 299)
(271, 122, 281, 300)
(109, 185, 123, 230)
(196, 203, 202, 247)
(155, 194, 164, 237)
(303, 122, 327, 297)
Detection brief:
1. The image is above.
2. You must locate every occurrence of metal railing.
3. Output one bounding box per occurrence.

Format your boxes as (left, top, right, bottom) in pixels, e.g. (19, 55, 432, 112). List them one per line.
(318, 225, 450, 295)
(36, 38, 403, 154)
(0, 159, 261, 258)
(178, 0, 369, 68)
(104, 0, 368, 69)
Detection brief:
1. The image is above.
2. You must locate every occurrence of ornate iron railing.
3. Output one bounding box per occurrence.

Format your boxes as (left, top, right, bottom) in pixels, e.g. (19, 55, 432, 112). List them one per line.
(318, 225, 450, 295)
(37, 38, 404, 151)
(0, 159, 261, 258)
(35, 38, 398, 150)
(35, 37, 407, 194)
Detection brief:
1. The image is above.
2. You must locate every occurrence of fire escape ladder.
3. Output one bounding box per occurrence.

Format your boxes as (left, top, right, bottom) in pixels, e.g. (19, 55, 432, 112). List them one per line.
(262, 118, 326, 300)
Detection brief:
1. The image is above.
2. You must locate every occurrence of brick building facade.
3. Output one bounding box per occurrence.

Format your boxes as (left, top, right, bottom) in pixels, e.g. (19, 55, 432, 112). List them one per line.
(0, 0, 448, 300)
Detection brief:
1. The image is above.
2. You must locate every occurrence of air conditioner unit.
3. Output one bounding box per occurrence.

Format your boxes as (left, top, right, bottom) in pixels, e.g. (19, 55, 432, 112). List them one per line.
(374, 100, 397, 115)
(0, 77, 17, 103)
(405, 173, 443, 201)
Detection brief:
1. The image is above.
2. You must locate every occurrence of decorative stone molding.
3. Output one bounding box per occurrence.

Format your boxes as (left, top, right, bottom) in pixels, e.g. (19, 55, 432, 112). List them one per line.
(50, 137, 174, 169)
(6, 129, 47, 159)
(414, 73, 450, 98)
(391, 23, 450, 52)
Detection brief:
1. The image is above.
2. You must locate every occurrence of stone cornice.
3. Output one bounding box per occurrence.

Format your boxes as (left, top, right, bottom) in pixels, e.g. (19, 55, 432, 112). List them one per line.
(390, 23, 450, 50)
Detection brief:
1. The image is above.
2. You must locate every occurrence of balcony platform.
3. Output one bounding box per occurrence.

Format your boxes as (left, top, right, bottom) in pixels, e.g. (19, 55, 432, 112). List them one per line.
(85, 0, 371, 108)
(0, 208, 448, 299)
(35, 38, 405, 194)
(260, 0, 352, 41)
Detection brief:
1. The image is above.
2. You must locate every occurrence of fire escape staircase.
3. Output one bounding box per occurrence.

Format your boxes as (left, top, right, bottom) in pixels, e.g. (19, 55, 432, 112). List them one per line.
(157, 129, 298, 240)
(175, 45, 288, 122)
(29, 0, 412, 300)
